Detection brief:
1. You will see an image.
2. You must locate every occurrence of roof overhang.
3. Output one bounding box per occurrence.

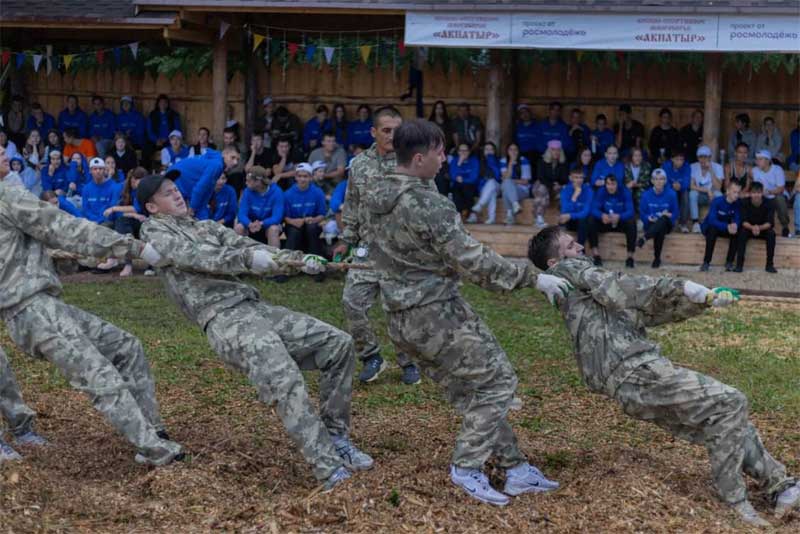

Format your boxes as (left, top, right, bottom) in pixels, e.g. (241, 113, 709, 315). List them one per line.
(0, 11, 178, 29)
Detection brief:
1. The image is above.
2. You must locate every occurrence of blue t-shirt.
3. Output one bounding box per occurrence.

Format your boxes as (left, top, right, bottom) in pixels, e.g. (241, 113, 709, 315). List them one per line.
(663, 160, 691, 191)
(81, 179, 121, 223)
(448, 155, 481, 186)
(211, 184, 238, 226)
(591, 128, 615, 156)
(117, 109, 146, 146)
(590, 159, 625, 187)
(42, 163, 70, 192)
(515, 121, 538, 154)
(346, 120, 373, 148)
(560, 184, 593, 220)
(173, 150, 224, 220)
(535, 119, 573, 154)
(302, 117, 333, 152)
(26, 112, 56, 134)
(238, 185, 284, 226)
(58, 107, 89, 137)
(702, 196, 741, 233)
(591, 186, 634, 222)
(283, 183, 327, 218)
(89, 110, 117, 140)
(330, 179, 348, 214)
(639, 187, 679, 226)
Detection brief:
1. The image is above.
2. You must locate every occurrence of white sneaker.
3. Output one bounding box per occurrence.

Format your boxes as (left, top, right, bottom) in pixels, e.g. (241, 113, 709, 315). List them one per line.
(96, 258, 119, 271)
(691, 222, 702, 234)
(535, 215, 547, 228)
(466, 213, 478, 224)
(450, 465, 510, 506)
(512, 201, 521, 215)
(636, 219, 644, 233)
(679, 224, 690, 234)
(144, 269, 156, 277)
(732, 500, 770, 527)
(504, 462, 560, 496)
(775, 484, 800, 518)
(0, 438, 22, 462)
(505, 210, 515, 226)
(471, 204, 481, 214)
(485, 218, 495, 225)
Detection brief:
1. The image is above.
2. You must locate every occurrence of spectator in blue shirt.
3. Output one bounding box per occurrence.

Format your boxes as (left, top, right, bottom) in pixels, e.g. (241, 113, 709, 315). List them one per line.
(558, 168, 593, 245)
(283, 163, 328, 278)
(145, 94, 181, 170)
(173, 147, 240, 220)
(637, 168, 679, 268)
(104, 155, 125, 183)
(57, 95, 88, 138)
(116, 96, 146, 148)
(567, 108, 591, 161)
(210, 174, 238, 228)
(590, 145, 625, 188)
(346, 105, 373, 152)
(160, 130, 190, 170)
(73, 157, 122, 226)
(499, 142, 533, 225)
(303, 104, 332, 154)
(468, 142, 502, 224)
(26, 103, 56, 135)
(449, 143, 481, 220)
(788, 116, 799, 172)
(535, 101, 573, 157)
(514, 104, 538, 163)
(662, 149, 691, 232)
(323, 177, 349, 244)
(88, 95, 116, 157)
(587, 174, 636, 268)
(41, 149, 70, 195)
(590, 114, 615, 159)
(235, 165, 284, 246)
(101, 166, 149, 277)
(66, 152, 91, 196)
(700, 181, 742, 272)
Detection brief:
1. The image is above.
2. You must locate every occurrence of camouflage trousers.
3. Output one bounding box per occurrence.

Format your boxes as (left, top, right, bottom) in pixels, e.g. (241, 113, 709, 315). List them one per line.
(616, 357, 796, 505)
(342, 265, 411, 366)
(387, 297, 526, 470)
(205, 300, 355, 481)
(3, 293, 181, 464)
(0, 346, 36, 436)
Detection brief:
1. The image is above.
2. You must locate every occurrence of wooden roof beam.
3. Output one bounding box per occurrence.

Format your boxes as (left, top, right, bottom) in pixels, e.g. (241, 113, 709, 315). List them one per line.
(163, 26, 215, 44)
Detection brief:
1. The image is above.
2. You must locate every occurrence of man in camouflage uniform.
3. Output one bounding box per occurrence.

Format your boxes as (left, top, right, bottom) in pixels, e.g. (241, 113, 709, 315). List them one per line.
(0, 145, 183, 466)
(334, 106, 420, 385)
(0, 347, 47, 462)
(528, 226, 800, 526)
(137, 172, 371, 491)
(363, 119, 571, 506)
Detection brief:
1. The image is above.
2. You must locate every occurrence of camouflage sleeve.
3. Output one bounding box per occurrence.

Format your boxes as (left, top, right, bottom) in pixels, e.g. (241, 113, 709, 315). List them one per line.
(0, 183, 143, 260)
(340, 167, 361, 246)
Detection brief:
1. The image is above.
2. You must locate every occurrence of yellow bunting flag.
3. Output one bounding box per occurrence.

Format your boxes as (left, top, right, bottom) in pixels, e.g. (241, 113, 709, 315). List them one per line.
(359, 45, 372, 65)
(575, 50, 584, 62)
(253, 34, 266, 52)
(63, 54, 74, 71)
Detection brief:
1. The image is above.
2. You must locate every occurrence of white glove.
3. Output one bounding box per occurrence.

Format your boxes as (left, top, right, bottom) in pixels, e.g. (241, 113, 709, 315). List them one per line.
(301, 254, 327, 275)
(141, 243, 163, 266)
(251, 249, 278, 274)
(683, 280, 711, 304)
(535, 273, 573, 305)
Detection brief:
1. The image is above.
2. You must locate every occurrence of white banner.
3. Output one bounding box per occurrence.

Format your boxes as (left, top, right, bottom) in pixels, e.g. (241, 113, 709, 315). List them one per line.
(405, 11, 800, 52)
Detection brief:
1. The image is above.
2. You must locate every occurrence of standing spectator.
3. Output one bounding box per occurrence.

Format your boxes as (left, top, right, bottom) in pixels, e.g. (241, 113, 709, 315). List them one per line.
(449, 143, 480, 221)
(623, 147, 652, 207)
(145, 94, 181, 169)
(429, 100, 454, 154)
(590, 114, 614, 159)
(57, 95, 88, 138)
(586, 174, 637, 268)
(88, 95, 116, 157)
(26, 103, 56, 135)
(103, 167, 149, 277)
(700, 181, 741, 272)
(116, 96, 146, 149)
(41, 150, 69, 195)
(558, 169, 593, 245)
(469, 142, 501, 224)
(590, 145, 624, 188)
(663, 149, 691, 232)
(22, 129, 46, 170)
(535, 101, 572, 158)
(515, 104, 538, 163)
(0, 129, 18, 160)
(568, 108, 591, 161)
(788, 117, 799, 172)
(613, 104, 645, 159)
(4, 95, 27, 147)
(9, 155, 41, 196)
(235, 165, 284, 246)
(533, 139, 569, 228)
(680, 109, 704, 163)
(329, 103, 348, 147)
(271, 136, 301, 191)
(244, 132, 272, 172)
(499, 142, 532, 225)
(688, 146, 724, 233)
(160, 130, 190, 170)
(189, 126, 216, 157)
(283, 163, 328, 280)
(270, 106, 303, 148)
(724, 142, 753, 194)
(347, 105, 373, 151)
(62, 127, 96, 160)
(308, 131, 347, 193)
(726, 113, 757, 163)
(256, 96, 275, 148)
(209, 173, 238, 228)
(572, 147, 595, 183)
(173, 147, 240, 220)
(111, 133, 138, 177)
(44, 129, 64, 162)
(451, 103, 483, 155)
(752, 149, 790, 237)
(734, 182, 777, 273)
(755, 116, 784, 164)
(637, 168, 678, 268)
(648, 107, 681, 165)
(303, 104, 332, 154)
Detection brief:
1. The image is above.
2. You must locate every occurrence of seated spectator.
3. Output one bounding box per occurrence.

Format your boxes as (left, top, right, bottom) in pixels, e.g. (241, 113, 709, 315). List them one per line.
(793, 181, 800, 238)
(22, 129, 46, 170)
(468, 142, 501, 224)
(58, 95, 88, 137)
(499, 142, 532, 225)
(689, 146, 724, 233)
(62, 157, 121, 227)
(726, 113, 757, 164)
(752, 149, 790, 237)
(568, 108, 591, 161)
(244, 132, 272, 172)
(99, 167, 150, 277)
(449, 143, 480, 221)
(734, 182, 777, 273)
(62, 127, 97, 160)
(428, 100, 454, 154)
(9, 155, 41, 196)
(637, 168, 678, 268)
(535, 101, 573, 158)
(4, 95, 27, 147)
(308, 131, 346, 193)
(310, 160, 327, 189)
(116, 96, 146, 149)
(346, 105, 373, 152)
(514, 104, 538, 163)
(111, 133, 139, 177)
(623, 147, 652, 207)
(323, 176, 348, 245)
(235, 165, 283, 246)
(586, 174, 636, 267)
(590, 114, 614, 158)
(451, 103, 484, 155)
(533, 140, 569, 228)
(558, 168, 593, 245)
(724, 142, 753, 195)
(222, 126, 246, 156)
(66, 152, 91, 197)
(44, 129, 64, 162)
(41, 149, 69, 195)
(0, 129, 18, 159)
(161, 130, 190, 170)
(788, 117, 799, 172)
(303, 104, 331, 154)
(755, 116, 784, 164)
(663, 149, 691, 232)
(590, 144, 624, 188)
(145, 94, 181, 170)
(209, 173, 238, 228)
(700, 181, 741, 272)
(173, 147, 240, 220)
(613, 104, 645, 159)
(572, 147, 595, 182)
(680, 109, 704, 163)
(26, 103, 56, 135)
(330, 103, 348, 147)
(88, 95, 116, 157)
(270, 106, 302, 148)
(104, 155, 124, 183)
(189, 126, 216, 157)
(271, 136, 301, 191)
(282, 163, 327, 280)
(648, 107, 681, 166)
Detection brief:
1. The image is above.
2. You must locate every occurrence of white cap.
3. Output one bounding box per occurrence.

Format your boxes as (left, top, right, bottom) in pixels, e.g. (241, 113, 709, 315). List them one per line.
(755, 149, 771, 159)
(696, 145, 712, 157)
(651, 168, 667, 179)
(120, 95, 133, 103)
(296, 162, 314, 175)
(516, 103, 530, 111)
(168, 129, 183, 139)
(311, 161, 327, 172)
(262, 96, 273, 106)
(89, 157, 106, 169)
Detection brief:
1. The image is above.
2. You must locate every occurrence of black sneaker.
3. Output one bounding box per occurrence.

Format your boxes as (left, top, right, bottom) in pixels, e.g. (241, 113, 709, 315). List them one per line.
(272, 275, 289, 284)
(625, 258, 635, 269)
(725, 262, 734, 272)
(651, 258, 661, 268)
(766, 265, 778, 274)
(401, 364, 421, 385)
(636, 237, 645, 249)
(733, 266, 743, 273)
(782, 227, 790, 238)
(593, 255, 602, 267)
(700, 262, 710, 272)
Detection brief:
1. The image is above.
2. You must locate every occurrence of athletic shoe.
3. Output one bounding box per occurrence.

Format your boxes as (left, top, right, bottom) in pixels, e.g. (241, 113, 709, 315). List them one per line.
(782, 227, 790, 238)
(512, 201, 521, 215)
(359, 355, 387, 383)
(535, 215, 547, 228)
(143, 269, 156, 277)
(733, 266, 744, 273)
(503, 462, 560, 496)
(0, 439, 22, 462)
(680, 224, 690, 234)
(699, 262, 710, 272)
(766, 265, 778, 274)
(466, 213, 478, 224)
(775, 483, 800, 518)
(725, 262, 734, 272)
(625, 258, 635, 269)
(272, 275, 288, 284)
(509, 395, 523, 411)
(593, 255, 603, 267)
(691, 222, 701, 234)
(505, 210, 514, 227)
(14, 430, 48, 447)
(732, 500, 770, 527)
(485, 218, 496, 225)
(636, 237, 646, 249)
(450, 465, 509, 506)
(134, 439, 184, 466)
(120, 264, 133, 278)
(471, 204, 481, 214)
(651, 258, 661, 269)
(332, 436, 374, 471)
(323, 466, 352, 492)
(401, 364, 421, 385)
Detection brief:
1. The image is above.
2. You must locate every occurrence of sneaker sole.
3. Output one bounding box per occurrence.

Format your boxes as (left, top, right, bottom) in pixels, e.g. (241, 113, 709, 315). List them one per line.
(360, 360, 388, 383)
(453, 482, 509, 506)
(504, 482, 559, 496)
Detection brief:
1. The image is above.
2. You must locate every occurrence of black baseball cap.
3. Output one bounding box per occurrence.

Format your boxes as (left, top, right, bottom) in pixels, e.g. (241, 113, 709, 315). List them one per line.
(137, 169, 180, 214)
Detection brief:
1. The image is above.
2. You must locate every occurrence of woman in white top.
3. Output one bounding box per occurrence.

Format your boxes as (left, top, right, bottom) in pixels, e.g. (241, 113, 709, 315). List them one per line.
(688, 145, 724, 232)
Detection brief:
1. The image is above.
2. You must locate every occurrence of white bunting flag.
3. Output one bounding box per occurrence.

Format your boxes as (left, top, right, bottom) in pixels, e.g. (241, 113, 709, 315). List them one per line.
(219, 21, 230, 40)
(33, 55, 43, 72)
(323, 47, 335, 64)
(129, 42, 139, 59)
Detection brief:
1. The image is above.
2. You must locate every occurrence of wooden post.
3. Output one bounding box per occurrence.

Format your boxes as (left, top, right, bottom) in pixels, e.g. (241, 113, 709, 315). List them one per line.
(244, 33, 258, 146)
(702, 53, 723, 160)
(212, 36, 228, 145)
(486, 50, 503, 148)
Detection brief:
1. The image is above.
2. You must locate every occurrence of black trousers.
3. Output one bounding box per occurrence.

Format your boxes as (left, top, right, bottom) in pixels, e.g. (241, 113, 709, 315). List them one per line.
(451, 182, 478, 214)
(434, 170, 450, 197)
(643, 216, 673, 260)
(736, 229, 776, 268)
(248, 226, 270, 244)
(587, 217, 637, 252)
(702, 226, 738, 264)
(284, 223, 325, 257)
(562, 218, 589, 245)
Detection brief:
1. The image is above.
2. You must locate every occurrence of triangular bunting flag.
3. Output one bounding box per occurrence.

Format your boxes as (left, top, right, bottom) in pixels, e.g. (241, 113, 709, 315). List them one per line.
(33, 54, 43, 72)
(1, 51, 11, 67)
(113, 47, 121, 65)
(305, 44, 317, 62)
(323, 47, 335, 64)
(15, 53, 25, 69)
(287, 42, 299, 60)
(575, 50, 585, 62)
(96, 50, 105, 64)
(128, 42, 139, 59)
(252, 34, 265, 52)
(219, 21, 230, 40)
(398, 40, 406, 55)
(359, 45, 372, 65)
(63, 54, 74, 71)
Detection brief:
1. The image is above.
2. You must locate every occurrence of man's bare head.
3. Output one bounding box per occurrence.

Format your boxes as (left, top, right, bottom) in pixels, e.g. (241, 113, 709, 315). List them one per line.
(528, 227, 584, 270)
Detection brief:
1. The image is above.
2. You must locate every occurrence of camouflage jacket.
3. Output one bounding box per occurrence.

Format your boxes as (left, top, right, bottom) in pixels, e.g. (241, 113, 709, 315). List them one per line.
(140, 214, 303, 329)
(0, 181, 143, 318)
(340, 144, 396, 247)
(364, 172, 538, 312)
(548, 256, 707, 396)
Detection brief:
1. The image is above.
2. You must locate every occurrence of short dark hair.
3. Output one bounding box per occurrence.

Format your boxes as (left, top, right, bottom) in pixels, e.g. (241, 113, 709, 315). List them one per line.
(735, 113, 750, 126)
(374, 105, 402, 124)
(393, 119, 445, 167)
(276, 136, 291, 146)
(659, 107, 672, 118)
(749, 181, 764, 192)
(735, 142, 750, 151)
(357, 104, 372, 115)
(571, 107, 582, 115)
(618, 104, 632, 113)
(31, 102, 43, 111)
(316, 104, 329, 114)
(596, 113, 607, 123)
(91, 94, 103, 103)
(66, 94, 78, 102)
(63, 127, 78, 139)
(763, 116, 775, 124)
(605, 173, 618, 183)
(549, 101, 562, 111)
(223, 126, 237, 136)
(251, 131, 263, 139)
(672, 149, 686, 158)
(528, 226, 563, 271)
(198, 126, 210, 135)
(322, 130, 336, 139)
